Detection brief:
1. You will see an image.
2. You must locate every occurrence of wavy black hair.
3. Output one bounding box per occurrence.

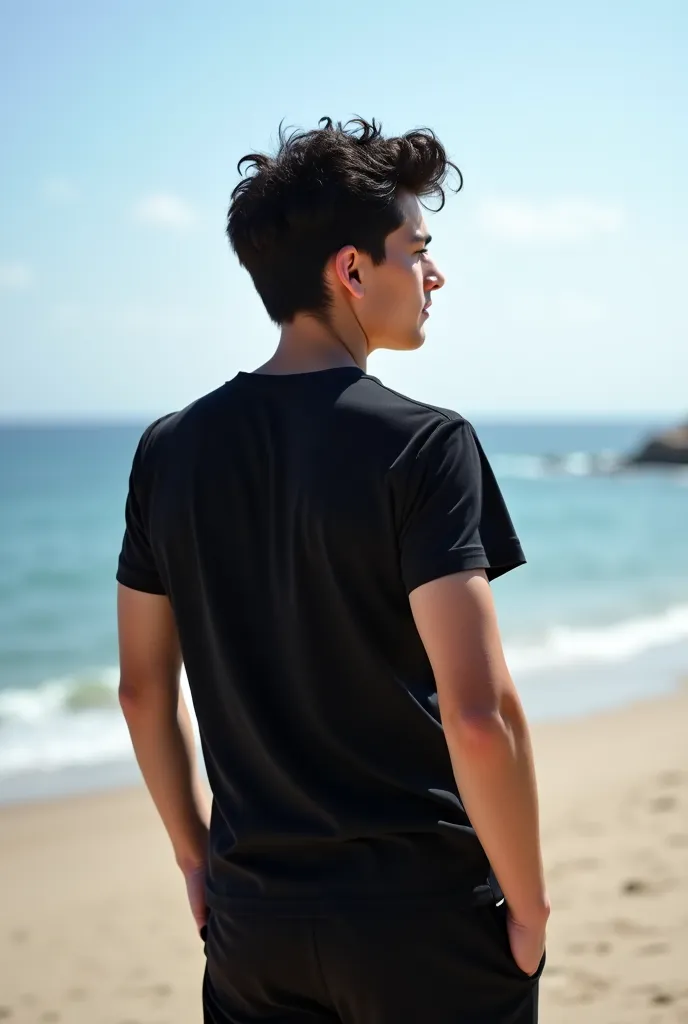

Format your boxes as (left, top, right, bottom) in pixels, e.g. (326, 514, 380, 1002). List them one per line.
(227, 117, 461, 324)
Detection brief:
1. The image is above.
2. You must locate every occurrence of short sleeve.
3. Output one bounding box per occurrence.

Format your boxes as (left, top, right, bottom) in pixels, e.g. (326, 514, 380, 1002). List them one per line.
(394, 419, 525, 594)
(116, 427, 166, 595)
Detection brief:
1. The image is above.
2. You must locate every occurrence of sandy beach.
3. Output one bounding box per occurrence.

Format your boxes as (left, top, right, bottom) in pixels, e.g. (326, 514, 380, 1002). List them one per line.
(1, 686, 687, 1024)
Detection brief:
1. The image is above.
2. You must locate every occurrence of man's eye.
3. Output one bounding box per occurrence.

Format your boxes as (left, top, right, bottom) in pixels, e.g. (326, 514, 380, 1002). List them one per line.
(416, 248, 428, 256)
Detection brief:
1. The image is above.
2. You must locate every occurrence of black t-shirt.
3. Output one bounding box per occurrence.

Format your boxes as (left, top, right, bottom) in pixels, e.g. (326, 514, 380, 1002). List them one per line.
(117, 368, 525, 908)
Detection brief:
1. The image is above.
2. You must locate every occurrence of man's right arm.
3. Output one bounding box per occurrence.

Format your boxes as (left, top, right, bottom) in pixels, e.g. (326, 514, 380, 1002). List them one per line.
(409, 568, 549, 974)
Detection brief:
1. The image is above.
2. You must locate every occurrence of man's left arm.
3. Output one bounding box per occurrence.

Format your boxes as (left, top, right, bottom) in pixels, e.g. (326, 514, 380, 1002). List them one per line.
(117, 583, 210, 933)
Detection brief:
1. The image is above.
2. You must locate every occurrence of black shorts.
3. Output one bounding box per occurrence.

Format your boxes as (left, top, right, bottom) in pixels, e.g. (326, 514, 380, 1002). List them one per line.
(202, 892, 544, 1023)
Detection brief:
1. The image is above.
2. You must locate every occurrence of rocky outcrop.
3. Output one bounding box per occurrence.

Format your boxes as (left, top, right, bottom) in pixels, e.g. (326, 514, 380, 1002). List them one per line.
(626, 421, 688, 466)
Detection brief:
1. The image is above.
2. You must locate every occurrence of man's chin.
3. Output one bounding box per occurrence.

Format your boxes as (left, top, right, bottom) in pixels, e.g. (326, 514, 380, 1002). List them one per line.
(399, 330, 426, 352)
(374, 329, 426, 353)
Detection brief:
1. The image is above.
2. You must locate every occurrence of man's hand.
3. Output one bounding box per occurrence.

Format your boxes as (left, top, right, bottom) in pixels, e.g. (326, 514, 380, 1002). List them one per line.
(507, 908, 547, 976)
(184, 863, 208, 935)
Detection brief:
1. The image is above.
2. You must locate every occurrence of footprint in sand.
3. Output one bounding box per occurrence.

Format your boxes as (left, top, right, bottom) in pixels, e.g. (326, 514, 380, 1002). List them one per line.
(0, 1008, 12, 1020)
(657, 770, 686, 789)
(149, 983, 172, 998)
(621, 875, 677, 897)
(650, 794, 678, 813)
(644, 988, 676, 1006)
(632, 983, 688, 1010)
(607, 916, 657, 937)
(637, 941, 670, 957)
(622, 878, 650, 895)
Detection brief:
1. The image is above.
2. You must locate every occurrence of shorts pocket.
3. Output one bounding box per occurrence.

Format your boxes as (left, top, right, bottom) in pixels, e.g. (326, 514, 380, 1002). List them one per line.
(482, 902, 546, 983)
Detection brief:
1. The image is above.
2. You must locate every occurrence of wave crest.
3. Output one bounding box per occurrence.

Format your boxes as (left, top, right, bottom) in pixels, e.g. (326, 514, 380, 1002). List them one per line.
(1, 606, 687, 781)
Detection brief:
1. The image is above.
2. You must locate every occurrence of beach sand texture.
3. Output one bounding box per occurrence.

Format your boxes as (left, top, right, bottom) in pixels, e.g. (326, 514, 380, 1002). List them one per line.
(1, 687, 687, 1023)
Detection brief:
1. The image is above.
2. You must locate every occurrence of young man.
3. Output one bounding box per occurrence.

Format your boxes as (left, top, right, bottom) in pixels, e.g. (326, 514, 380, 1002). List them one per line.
(117, 117, 549, 1024)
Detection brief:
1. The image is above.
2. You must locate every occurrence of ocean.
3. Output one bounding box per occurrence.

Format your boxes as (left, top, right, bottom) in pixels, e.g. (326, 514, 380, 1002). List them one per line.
(1, 418, 686, 804)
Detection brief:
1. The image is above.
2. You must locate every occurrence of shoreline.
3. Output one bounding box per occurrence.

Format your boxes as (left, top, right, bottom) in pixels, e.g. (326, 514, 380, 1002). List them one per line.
(1, 685, 687, 1022)
(3, 638, 687, 808)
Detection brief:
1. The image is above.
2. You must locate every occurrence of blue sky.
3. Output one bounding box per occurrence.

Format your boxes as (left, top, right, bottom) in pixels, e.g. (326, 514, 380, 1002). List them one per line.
(1, 0, 686, 420)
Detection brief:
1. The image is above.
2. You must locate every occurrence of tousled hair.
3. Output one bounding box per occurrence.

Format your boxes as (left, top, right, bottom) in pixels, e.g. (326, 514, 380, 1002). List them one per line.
(226, 117, 461, 324)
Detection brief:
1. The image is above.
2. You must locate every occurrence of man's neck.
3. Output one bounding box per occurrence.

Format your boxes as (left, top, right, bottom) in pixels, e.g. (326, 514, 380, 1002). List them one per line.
(254, 314, 367, 376)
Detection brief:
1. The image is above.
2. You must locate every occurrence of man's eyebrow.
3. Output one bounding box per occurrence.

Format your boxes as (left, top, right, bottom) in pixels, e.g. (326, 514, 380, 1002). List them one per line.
(411, 232, 432, 245)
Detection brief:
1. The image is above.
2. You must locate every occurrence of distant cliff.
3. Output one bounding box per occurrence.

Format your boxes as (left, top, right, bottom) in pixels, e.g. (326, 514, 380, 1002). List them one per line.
(626, 421, 688, 466)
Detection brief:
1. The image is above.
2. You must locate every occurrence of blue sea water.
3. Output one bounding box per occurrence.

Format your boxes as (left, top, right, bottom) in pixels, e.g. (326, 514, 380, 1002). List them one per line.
(1, 418, 687, 803)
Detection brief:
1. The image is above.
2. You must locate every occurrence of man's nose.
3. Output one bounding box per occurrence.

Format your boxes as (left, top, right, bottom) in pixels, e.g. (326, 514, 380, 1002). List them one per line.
(426, 262, 446, 291)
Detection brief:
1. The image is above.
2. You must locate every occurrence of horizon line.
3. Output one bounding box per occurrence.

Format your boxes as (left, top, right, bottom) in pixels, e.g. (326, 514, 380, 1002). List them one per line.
(0, 411, 682, 428)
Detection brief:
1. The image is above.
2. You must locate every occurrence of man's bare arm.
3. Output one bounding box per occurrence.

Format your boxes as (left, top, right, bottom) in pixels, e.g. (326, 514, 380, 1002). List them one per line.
(410, 569, 549, 952)
(117, 584, 210, 881)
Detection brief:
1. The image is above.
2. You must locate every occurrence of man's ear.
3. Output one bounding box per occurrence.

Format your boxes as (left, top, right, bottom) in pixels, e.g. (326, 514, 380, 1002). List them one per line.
(332, 246, 364, 299)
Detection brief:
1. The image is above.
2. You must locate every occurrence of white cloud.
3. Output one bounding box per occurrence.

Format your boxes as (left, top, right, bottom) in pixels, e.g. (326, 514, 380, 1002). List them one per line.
(478, 198, 624, 242)
(133, 193, 197, 229)
(43, 178, 79, 204)
(0, 262, 33, 289)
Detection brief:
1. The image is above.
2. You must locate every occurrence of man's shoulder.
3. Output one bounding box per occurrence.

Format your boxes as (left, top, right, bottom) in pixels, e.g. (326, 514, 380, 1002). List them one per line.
(134, 384, 231, 460)
(351, 374, 470, 436)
